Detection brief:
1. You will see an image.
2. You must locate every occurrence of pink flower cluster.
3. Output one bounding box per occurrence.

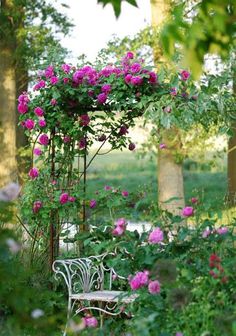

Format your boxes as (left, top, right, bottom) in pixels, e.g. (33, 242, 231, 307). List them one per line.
(148, 227, 164, 244)
(18, 92, 29, 114)
(59, 193, 76, 204)
(112, 218, 127, 236)
(202, 226, 228, 238)
(129, 270, 161, 295)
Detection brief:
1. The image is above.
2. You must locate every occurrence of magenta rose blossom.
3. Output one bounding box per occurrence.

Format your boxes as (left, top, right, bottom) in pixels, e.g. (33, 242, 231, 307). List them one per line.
(18, 103, 28, 114)
(101, 84, 112, 94)
(90, 199, 97, 208)
(104, 185, 112, 191)
(191, 197, 198, 204)
(59, 193, 69, 204)
(119, 125, 128, 136)
(97, 93, 107, 104)
(33, 148, 42, 156)
(28, 168, 39, 179)
(79, 137, 86, 149)
(121, 190, 129, 197)
(50, 76, 59, 85)
(182, 206, 194, 217)
(33, 200, 42, 213)
(80, 114, 90, 126)
(126, 51, 134, 59)
(34, 107, 44, 117)
(130, 63, 141, 74)
(148, 71, 158, 84)
(112, 218, 127, 236)
(61, 63, 71, 73)
(148, 280, 161, 294)
(38, 119, 46, 127)
(128, 143, 136, 151)
(129, 271, 149, 290)
(39, 134, 49, 146)
(124, 74, 132, 84)
(83, 316, 98, 328)
(68, 196, 76, 202)
(44, 65, 54, 78)
(130, 76, 143, 85)
(180, 70, 190, 81)
(25, 119, 35, 130)
(148, 227, 164, 244)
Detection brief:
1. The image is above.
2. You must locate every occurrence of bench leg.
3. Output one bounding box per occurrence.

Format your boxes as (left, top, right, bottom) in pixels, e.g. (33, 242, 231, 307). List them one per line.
(63, 297, 72, 336)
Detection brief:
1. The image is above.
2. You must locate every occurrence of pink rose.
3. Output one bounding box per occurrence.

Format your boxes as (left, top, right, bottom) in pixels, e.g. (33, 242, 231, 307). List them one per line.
(18, 103, 28, 114)
(80, 114, 90, 127)
(68, 196, 76, 202)
(59, 193, 69, 204)
(121, 190, 129, 197)
(115, 218, 126, 227)
(97, 93, 107, 104)
(39, 134, 49, 146)
(61, 64, 71, 73)
(182, 206, 194, 217)
(25, 119, 35, 130)
(128, 143, 135, 151)
(148, 71, 157, 84)
(126, 51, 134, 59)
(148, 227, 164, 244)
(191, 197, 198, 204)
(148, 280, 161, 294)
(63, 136, 71, 143)
(101, 84, 112, 94)
(180, 70, 190, 81)
(34, 107, 44, 117)
(104, 185, 112, 191)
(33, 148, 42, 156)
(170, 87, 177, 96)
(50, 76, 59, 85)
(129, 271, 149, 290)
(130, 63, 141, 74)
(130, 76, 143, 85)
(38, 119, 46, 128)
(29, 168, 39, 179)
(112, 226, 125, 236)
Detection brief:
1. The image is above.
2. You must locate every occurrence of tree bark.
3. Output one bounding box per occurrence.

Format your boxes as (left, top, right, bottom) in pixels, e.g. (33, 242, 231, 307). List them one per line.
(151, 0, 185, 215)
(157, 129, 185, 216)
(0, 45, 17, 187)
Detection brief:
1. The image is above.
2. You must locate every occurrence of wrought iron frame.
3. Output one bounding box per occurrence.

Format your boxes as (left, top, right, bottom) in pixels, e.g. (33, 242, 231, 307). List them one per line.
(52, 253, 129, 335)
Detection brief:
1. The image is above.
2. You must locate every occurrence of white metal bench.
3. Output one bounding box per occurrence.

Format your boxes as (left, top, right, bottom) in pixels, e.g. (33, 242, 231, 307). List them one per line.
(52, 254, 137, 335)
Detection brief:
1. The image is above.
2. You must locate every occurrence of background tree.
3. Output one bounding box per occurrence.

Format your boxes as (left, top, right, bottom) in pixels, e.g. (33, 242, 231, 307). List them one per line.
(0, 0, 72, 186)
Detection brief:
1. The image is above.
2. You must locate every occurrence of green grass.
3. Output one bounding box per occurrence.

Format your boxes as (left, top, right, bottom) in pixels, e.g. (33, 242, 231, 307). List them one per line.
(86, 150, 227, 210)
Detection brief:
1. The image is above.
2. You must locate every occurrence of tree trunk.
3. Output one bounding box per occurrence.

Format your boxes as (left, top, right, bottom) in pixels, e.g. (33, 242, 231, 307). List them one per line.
(157, 129, 185, 216)
(0, 45, 17, 187)
(151, 0, 185, 214)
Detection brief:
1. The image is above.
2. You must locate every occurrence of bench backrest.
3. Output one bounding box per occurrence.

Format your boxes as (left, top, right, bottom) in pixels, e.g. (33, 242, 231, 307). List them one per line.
(53, 254, 114, 295)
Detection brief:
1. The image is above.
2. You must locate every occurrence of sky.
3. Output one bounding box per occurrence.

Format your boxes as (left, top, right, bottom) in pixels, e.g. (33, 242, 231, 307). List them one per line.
(58, 0, 151, 62)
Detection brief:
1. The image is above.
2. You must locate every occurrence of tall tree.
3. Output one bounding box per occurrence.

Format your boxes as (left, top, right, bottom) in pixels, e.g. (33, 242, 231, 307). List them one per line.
(151, 0, 185, 215)
(0, 0, 17, 187)
(0, 0, 72, 186)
